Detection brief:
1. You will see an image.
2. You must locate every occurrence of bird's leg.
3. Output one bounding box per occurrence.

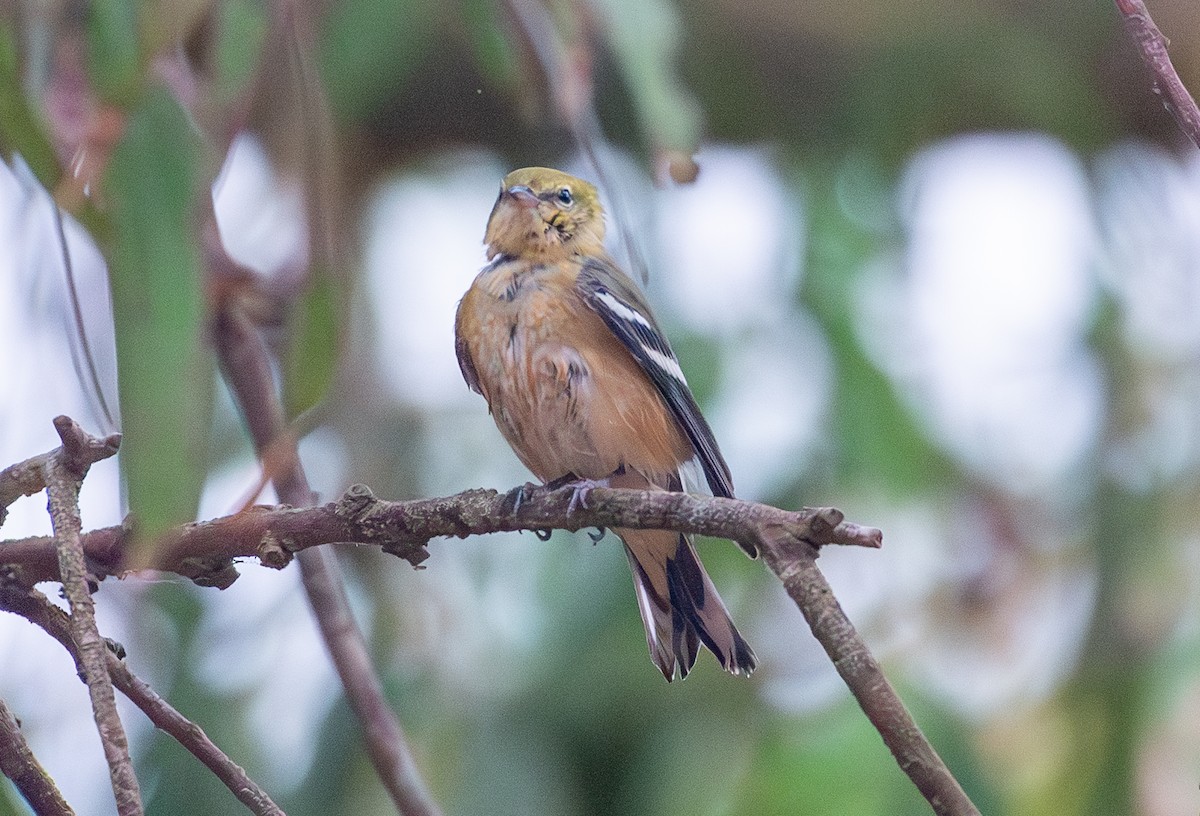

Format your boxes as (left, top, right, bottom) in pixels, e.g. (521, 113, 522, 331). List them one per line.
(544, 472, 582, 491)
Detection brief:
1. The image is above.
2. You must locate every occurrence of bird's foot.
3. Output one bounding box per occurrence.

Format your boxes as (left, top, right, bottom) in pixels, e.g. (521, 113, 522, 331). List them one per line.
(563, 477, 611, 513)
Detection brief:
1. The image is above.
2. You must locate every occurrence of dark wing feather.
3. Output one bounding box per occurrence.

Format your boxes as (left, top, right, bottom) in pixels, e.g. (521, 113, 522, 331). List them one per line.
(454, 301, 483, 396)
(577, 257, 735, 501)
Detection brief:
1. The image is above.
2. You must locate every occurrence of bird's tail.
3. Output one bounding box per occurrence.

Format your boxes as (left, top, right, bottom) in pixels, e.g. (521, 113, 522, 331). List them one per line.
(619, 528, 757, 681)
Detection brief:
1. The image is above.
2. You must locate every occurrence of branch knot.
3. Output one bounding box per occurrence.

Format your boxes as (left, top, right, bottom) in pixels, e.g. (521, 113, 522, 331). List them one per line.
(336, 483, 379, 520)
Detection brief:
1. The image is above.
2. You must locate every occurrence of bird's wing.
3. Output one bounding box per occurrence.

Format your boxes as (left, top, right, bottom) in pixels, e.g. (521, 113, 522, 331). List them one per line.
(576, 256, 735, 501)
(455, 331, 482, 396)
(454, 294, 484, 396)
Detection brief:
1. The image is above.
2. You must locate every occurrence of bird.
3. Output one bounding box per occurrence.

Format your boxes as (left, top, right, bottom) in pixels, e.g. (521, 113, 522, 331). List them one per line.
(454, 167, 756, 680)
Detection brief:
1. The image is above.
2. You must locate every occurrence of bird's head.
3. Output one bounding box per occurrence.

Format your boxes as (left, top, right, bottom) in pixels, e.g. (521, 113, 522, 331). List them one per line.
(484, 167, 606, 261)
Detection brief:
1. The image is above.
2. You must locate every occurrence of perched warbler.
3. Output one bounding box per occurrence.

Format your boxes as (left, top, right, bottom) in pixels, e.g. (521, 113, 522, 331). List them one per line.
(455, 167, 756, 680)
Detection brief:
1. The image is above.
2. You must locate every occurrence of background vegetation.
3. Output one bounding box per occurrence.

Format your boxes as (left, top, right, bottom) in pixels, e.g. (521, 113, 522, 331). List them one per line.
(2, 0, 1199, 814)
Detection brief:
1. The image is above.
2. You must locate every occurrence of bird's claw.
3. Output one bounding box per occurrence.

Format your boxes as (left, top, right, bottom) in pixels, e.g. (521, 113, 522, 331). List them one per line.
(565, 478, 609, 514)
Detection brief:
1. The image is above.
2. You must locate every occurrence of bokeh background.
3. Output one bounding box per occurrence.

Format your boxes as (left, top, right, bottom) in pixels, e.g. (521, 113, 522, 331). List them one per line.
(3, 0, 1200, 813)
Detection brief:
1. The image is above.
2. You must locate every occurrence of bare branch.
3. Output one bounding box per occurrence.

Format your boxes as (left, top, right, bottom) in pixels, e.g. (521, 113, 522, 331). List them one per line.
(0, 582, 284, 816)
(1115, 0, 1200, 150)
(3, 447, 979, 814)
(758, 530, 979, 816)
(209, 258, 440, 816)
(0, 695, 75, 816)
(41, 417, 142, 815)
(1, 481, 975, 813)
(2, 484, 878, 585)
(0, 417, 120, 528)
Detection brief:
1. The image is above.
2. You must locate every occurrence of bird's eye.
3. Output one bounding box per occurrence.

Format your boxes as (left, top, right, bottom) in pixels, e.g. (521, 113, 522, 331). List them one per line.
(557, 187, 573, 205)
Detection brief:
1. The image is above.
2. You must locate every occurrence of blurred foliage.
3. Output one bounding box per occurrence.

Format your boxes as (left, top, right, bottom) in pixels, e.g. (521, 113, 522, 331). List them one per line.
(209, 0, 269, 107)
(591, 0, 702, 159)
(2, 0, 1199, 815)
(0, 26, 58, 185)
(84, 0, 141, 104)
(0, 781, 24, 816)
(799, 159, 959, 496)
(319, 0, 436, 122)
(104, 87, 213, 550)
(840, 22, 1116, 166)
(281, 269, 342, 420)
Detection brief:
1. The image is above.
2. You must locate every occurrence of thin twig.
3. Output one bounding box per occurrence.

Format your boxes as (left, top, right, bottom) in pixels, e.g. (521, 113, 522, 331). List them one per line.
(758, 529, 980, 816)
(197, 0, 438, 801)
(0, 695, 76, 815)
(51, 198, 119, 434)
(210, 276, 440, 815)
(0, 582, 284, 816)
(1115, 0, 1200, 150)
(41, 416, 142, 815)
(0, 420, 120, 528)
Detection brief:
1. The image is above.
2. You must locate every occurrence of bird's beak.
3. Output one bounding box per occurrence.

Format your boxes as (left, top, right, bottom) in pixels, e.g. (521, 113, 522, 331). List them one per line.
(505, 185, 539, 209)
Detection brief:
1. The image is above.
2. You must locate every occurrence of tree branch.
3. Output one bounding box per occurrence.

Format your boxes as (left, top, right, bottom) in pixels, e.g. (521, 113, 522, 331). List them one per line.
(184, 0, 439, 797)
(2, 469, 981, 814)
(1, 484, 877, 585)
(1, 481, 975, 813)
(0, 582, 284, 816)
(209, 255, 440, 815)
(758, 529, 979, 816)
(0, 695, 75, 816)
(0, 415, 977, 814)
(0, 419, 120, 529)
(41, 417, 143, 816)
(1115, 0, 1200, 150)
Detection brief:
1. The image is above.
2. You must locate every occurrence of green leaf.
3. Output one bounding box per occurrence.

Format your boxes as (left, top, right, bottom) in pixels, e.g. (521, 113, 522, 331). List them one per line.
(590, 0, 702, 155)
(282, 267, 341, 420)
(461, 0, 521, 94)
(319, 0, 434, 121)
(86, 0, 142, 104)
(0, 24, 60, 186)
(105, 87, 213, 551)
(211, 0, 268, 106)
